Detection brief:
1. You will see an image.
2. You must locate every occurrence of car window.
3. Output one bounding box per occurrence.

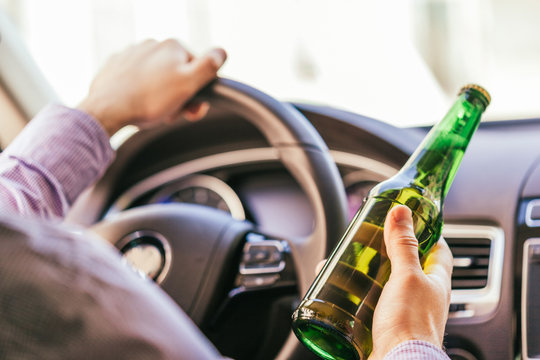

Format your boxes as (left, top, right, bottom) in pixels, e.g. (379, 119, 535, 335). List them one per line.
(0, 0, 539, 127)
(0, 84, 26, 149)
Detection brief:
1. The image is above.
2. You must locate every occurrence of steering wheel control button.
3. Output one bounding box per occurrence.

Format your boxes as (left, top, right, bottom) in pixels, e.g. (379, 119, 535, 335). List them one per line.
(116, 230, 172, 284)
(239, 235, 287, 275)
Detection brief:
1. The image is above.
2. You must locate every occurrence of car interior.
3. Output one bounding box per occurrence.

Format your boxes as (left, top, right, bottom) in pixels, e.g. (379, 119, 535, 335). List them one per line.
(1, 2, 540, 360)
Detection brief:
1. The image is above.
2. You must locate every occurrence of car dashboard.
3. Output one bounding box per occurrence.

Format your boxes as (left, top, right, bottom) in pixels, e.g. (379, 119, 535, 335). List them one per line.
(68, 97, 540, 360)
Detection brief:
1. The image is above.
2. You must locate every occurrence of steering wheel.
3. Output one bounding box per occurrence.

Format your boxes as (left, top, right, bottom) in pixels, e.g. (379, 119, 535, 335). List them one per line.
(88, 78, 348, 359)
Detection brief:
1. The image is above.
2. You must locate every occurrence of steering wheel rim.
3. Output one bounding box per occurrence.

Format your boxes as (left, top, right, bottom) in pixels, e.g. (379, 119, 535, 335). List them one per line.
(197, 78, 348, 287)
(87, 78, 348, 359)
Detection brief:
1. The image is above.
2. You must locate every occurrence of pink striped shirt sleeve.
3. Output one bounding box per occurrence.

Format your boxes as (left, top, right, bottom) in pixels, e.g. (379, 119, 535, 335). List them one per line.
(0, 103, 114, 219)
(383, 340, 450, 359)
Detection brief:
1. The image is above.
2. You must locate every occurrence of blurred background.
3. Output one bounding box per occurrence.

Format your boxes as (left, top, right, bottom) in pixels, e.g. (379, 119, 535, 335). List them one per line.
(0, 0, 538, 126)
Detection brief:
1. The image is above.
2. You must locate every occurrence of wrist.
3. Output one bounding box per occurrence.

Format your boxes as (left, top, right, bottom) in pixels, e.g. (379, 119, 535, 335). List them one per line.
(77, 97, 127, 136)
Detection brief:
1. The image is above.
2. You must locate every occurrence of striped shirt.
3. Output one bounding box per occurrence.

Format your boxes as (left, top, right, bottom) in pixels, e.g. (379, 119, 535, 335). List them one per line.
(0, 103, 114, 218)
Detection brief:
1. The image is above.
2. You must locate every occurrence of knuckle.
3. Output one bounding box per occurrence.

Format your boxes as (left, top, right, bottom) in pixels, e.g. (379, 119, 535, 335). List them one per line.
(161, 38, 179, 46)
(395, 234, 419, 248)
(161, 38, 184, 52)
(140, 39, 158, 47)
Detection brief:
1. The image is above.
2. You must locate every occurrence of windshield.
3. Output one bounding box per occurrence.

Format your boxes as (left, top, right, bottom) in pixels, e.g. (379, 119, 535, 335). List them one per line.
(0, 0, 538, 127)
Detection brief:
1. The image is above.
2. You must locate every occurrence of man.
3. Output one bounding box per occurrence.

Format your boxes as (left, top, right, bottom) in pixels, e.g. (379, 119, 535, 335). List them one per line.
(0, 39, 452, 359)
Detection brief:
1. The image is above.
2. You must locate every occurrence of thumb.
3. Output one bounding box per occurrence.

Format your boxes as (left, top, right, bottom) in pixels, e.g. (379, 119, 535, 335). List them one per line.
(186, 48, 227, 89)
(383, 205, 422, 274)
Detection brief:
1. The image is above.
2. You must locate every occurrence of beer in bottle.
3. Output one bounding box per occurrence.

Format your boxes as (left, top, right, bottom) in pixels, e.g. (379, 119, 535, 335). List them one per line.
(291, 84, 491, 360)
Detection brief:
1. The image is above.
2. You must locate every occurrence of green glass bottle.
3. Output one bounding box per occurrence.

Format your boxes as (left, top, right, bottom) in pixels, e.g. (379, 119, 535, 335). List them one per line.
(291, 84, 491, 360)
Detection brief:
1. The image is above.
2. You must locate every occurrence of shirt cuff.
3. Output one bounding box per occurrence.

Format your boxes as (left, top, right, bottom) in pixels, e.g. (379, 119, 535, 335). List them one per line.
(383, 340, 450, 360)
(3, 103, 115, 205)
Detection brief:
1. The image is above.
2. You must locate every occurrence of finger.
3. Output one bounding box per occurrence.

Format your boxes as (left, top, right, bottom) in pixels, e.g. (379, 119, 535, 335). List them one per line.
(315, 259, 326, 275)
(184, 48, 227, 89)
(423, 237, 453, 283)
(132, 39, 159, 51)
(140, 38, 159, 47)
(129, 39, 160, 57)
(161, 38, 194, 63)
(383, 205, 422, 274)
(181, 101, 210, 122)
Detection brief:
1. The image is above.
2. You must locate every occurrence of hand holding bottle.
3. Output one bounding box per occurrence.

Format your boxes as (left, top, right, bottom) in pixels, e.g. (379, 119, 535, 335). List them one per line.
(292, 85, 489, 360)
(369, 205, 453, 359)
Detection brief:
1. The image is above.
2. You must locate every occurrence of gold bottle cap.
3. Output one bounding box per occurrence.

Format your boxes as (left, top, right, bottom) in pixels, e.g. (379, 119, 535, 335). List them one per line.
(458, 84, 491, 108)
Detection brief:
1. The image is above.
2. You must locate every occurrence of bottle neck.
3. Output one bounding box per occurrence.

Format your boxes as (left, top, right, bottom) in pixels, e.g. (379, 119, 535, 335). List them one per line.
(399, 93, 486, 201)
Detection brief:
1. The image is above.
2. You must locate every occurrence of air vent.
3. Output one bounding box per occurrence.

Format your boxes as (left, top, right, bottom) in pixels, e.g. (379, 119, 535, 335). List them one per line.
(442, 224, 504, 319)
(446, 237, 491, 290)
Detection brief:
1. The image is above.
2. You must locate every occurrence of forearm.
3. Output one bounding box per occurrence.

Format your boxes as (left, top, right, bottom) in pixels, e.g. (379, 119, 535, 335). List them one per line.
(0, 40, 225, 221)
(382, 340, 450, 360)
(0, 103, 114, 219)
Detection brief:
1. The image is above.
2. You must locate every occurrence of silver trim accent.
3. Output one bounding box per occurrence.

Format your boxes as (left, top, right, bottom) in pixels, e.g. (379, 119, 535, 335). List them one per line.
(105, 148, 396, 217)
(525, 199, 540, 227)
(522, 238, 540, 360)
(105, 148, 279, 217)
(149, 174, 245, 220)
(445, 224, 505, 320)
(116, 230, 172, 284)
(332, 151, 398, 179)
(239, 239, 286, 275)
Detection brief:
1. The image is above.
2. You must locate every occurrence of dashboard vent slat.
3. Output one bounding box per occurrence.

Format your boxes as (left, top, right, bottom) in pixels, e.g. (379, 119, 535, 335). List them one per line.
(452, 268, 489, 278)
(446, 236, 492, 290)
(451, 246, 490, 257)
(452, 278, 488, 289)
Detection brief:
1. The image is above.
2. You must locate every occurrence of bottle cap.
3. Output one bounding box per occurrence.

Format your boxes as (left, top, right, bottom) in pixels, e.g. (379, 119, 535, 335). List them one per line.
(458, 84, 491, 108)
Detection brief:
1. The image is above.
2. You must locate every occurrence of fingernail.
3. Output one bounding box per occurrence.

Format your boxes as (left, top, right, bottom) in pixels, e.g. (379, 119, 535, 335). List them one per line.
(391, 205, 413, 225)
(208, 48, 226, 68)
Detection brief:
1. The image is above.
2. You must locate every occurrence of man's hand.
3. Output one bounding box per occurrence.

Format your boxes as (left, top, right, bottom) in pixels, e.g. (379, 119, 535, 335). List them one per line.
(77, 39, 227, 136)
(369, 205, 453, 359)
